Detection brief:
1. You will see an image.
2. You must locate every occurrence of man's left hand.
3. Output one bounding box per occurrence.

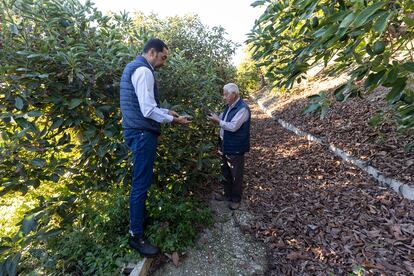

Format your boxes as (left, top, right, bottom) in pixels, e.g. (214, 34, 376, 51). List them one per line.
(207, 113, 220, 123)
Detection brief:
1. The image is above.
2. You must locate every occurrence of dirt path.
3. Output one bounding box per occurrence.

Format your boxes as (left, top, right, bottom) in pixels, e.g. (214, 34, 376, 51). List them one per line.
(243, 99, 414, 275)
(152, 200, 267, 276)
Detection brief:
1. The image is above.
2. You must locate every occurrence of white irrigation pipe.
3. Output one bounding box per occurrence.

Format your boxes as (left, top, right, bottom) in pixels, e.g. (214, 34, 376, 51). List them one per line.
(252, 96, 414, 201)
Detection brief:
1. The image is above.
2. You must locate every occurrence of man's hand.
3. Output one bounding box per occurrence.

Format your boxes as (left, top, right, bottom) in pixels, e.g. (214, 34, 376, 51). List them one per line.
(168, 110, 180, 117)
(207, 113, 220, 123)
(173, 115, 191, 125)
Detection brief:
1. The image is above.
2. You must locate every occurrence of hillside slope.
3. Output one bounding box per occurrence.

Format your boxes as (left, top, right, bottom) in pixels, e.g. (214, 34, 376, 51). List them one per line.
(244, 99, 414, 275)
(252, 71, 413, 185)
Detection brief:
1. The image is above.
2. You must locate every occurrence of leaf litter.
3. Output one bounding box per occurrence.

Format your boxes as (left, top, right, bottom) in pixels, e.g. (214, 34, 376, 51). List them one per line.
(244, 99, 414, 275)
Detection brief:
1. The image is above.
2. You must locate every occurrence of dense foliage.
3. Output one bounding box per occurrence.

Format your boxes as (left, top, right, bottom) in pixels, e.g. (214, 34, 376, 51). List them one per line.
(131, 13, 237, 193)
(0, 0, 236, 274)
(236, 49, 263, 95)
(248, 0, 414, 129)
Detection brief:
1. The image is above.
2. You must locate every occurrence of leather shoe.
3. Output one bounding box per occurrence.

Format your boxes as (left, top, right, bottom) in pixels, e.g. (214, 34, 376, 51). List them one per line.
(213, 192, 230, 201)
(128, 236, 160, 257)
(229, 202, 240, 210)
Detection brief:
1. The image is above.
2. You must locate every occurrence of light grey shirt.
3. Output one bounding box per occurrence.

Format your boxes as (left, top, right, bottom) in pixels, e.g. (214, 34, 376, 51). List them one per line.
(219, 98, 249, 139)
(131, 66, 173, 123)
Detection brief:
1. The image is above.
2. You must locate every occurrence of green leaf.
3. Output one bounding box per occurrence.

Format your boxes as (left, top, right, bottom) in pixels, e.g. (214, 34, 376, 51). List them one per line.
(397, 104, 414, 116)
(21, 215, 37, 235)
(308, 94, 321, 100)
(321, 25, 338, 41)
(103, 130, 113, 137)
(365, 70, 386, 89)
(251, 0, 266, 7)
(50, 118, 64, 130)
(366, 44, 374, 56)
(51, 174, 60, 182)
(15, 97, 24, 110)
(14, 117, 29, 128)
(314, 26, 329, 38)
(384, 68, 398, 85)
(339, 12, 356, 29)
(36, 228, 63, 241)
(402, 62, 414, 72)
(335, 91, 345, 101)
(31, 158, 46, 168)
(37, 73, 49, 79)
(68, 98, 82, 109)
(0, 246, 11, 254)
(5, 253, 21, 276)
(386, 78, 407, 103)
(403, 16, 414, 27)
(334, 84, 347, 101)
(320, 106, 329, 119)
(97, 145, 106, 157)
(10, 24, 19, 35)
(63, 144, 75, 152)
(368, 112, 384, 128)
(353, 2, 387, 27)
(373, 12, 393, 33)
(27, 53, 44, 59)
(27, 110, 42, 117)
(95, 109, 104, 119)
(303, 103, 321, 114)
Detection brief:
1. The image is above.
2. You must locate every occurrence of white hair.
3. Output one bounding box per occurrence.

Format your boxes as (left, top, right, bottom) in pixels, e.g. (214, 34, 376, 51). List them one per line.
(223, 83, 239, 95)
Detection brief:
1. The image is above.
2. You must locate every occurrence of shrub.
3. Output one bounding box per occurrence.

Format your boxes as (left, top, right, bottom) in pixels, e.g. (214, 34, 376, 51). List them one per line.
(0, 0, 236, 274)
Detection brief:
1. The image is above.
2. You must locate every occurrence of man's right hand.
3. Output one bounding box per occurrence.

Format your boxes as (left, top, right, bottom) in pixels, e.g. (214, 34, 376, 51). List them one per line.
(173, 116, 191, 125)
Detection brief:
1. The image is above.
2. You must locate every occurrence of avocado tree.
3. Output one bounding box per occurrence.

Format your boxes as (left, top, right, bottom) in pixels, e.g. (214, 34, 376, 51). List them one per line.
(0, 0, 236, 274)
(248, 0, 414, 129)
(236, 49, 263, 95)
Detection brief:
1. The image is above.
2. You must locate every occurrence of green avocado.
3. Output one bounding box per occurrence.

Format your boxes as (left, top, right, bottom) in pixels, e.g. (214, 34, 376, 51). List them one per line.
(373, 41, 385, 54)
(312, 17, 319, 28)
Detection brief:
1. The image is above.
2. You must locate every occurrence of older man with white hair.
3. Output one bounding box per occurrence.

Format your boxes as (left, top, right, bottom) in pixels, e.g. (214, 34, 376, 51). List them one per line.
(208, 83, 251, 210)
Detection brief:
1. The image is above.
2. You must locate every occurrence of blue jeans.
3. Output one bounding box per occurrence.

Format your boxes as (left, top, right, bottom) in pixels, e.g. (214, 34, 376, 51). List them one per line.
(124, 129, 158, 236)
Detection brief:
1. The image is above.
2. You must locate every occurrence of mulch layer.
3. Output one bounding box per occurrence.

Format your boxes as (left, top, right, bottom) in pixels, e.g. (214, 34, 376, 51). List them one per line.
(244, 99, 414, 275)
(262, 85, 413, 185)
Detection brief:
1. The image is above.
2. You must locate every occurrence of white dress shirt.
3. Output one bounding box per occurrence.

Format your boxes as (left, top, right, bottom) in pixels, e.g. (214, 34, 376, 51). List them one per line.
(219, 98, 249, 139)
(131, 66, 173, 123)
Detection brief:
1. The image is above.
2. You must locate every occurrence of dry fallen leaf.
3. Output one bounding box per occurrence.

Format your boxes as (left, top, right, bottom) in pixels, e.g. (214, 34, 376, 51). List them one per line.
(287, 251, 309, 260)
(172, 252, 179, 267)
(390, 224, 403, 240)
(241, 100, 414, 275)
(403, 261, 414, 274)
(367, 230, 381, 238)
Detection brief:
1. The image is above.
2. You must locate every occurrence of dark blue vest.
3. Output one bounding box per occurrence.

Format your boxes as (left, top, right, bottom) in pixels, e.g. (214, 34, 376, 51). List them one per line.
(222, 99, 251, 155)
(120, 56, 161, 135)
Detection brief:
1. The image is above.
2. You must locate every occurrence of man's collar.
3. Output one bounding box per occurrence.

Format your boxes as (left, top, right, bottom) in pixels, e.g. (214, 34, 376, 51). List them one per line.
(229, 97, 240, 108)
(148, 62, 154, 71)
(141, 55, 155, 71)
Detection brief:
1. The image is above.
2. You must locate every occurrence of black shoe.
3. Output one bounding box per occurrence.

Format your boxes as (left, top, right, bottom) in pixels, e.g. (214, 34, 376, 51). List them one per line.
(213, 192, 230, 201)
(229, 202, 240, 210)
(128, 236, 160, 257)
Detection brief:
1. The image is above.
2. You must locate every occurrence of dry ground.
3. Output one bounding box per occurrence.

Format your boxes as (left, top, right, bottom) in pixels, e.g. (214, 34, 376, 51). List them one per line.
(243, 99, 414, 275)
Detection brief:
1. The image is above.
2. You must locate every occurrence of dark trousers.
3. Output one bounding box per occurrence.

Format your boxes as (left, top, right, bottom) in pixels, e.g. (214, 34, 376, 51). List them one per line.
(221, 154, 245, 203)
(124, 129, 158, 236)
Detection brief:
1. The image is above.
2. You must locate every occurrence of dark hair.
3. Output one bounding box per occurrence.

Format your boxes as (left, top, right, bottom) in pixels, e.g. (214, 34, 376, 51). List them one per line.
(142, 38, 168, 53)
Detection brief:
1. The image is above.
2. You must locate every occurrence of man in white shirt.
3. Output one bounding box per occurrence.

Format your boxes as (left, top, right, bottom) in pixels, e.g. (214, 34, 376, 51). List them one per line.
(208, 83, 251, 210)
(120, 38, 189, 257)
